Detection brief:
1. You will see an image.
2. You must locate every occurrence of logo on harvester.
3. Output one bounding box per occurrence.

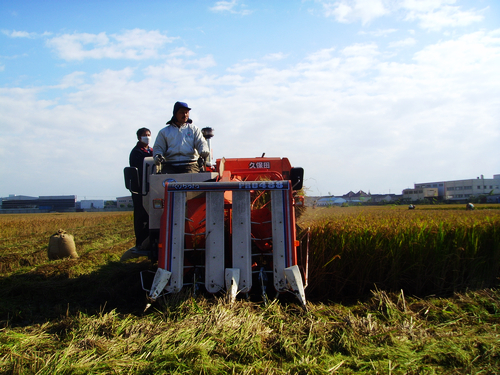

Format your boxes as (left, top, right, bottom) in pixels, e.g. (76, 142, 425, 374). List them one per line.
(249, 161, 271, 169)
(238, 181, 284, 189)
(168, 181, 288, 191)
(172, 183, 200, 190)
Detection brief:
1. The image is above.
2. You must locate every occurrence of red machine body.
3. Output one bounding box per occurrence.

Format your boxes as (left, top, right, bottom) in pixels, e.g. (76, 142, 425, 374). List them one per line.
(146, 156, 307, 305)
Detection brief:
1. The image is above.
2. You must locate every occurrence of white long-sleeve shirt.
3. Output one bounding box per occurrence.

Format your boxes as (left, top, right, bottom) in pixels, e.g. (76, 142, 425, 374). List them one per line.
(153, 120, 209, 163)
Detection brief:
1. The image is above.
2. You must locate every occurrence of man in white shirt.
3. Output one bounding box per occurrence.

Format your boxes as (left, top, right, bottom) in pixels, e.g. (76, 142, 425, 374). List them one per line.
(153, 101, 209, 174)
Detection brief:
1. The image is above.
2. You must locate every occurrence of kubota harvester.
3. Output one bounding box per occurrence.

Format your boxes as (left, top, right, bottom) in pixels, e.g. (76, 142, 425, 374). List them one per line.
(124, 128, 308, 305)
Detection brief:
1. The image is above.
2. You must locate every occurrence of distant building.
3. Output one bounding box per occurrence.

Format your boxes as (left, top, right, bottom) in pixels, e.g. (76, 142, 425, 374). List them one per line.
(370, 194, 400, 203)
(1, 195, 38, 209)
(403, 174, 500, 202)
(38, 196, 76, 211)
(316, 197, 347, 206)
(1, 195, 76, 211)
(80, 200, 104, 209)
(402, 187, 439, 201)
(342, 190, 371, 203)
(116, 196, 133, 208)
(308, 191, 402, 207)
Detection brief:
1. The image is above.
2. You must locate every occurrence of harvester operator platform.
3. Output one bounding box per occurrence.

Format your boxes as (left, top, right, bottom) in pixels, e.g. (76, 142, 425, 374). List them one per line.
(153, 101, 210, 174)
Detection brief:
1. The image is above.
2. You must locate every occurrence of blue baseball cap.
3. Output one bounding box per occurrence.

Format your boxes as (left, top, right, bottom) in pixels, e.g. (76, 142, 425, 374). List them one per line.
(173, 101, 191, 115)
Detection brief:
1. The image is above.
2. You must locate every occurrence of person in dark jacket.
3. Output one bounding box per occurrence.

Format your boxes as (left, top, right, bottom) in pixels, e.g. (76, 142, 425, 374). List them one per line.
(129, 127, 153, 249)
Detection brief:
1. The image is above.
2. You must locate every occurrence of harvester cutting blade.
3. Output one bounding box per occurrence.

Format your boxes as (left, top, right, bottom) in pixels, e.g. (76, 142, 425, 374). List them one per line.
(284, 265, 307, 308)
(149, 268, 172, 300)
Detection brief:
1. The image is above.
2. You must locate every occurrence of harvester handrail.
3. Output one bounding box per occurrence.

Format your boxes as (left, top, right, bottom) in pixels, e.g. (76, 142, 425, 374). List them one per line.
(165, 180, 291, 192)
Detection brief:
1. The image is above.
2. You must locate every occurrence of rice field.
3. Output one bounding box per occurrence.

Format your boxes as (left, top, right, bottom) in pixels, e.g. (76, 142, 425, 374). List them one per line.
(0, 205, 499, 373)
(0, 211, 134, 276)
(300, 205, 500, 299)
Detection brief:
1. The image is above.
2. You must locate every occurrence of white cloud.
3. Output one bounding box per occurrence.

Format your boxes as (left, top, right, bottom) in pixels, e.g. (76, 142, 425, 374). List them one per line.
(412, 31, 500, 71)
(340, 43, 379, 73)
(55, 71, 87, 89)
(168, 47, 196, 57)
(226, 61, 265, 73)
(388, 37, 417, 48)
(405, 5, 485, 31)
(321, 0, 389, 24)
(359, 28, 398, 37)
(209, 0, 252, 15)
(400, 0, 457, 13)
(263, 52, 288, 61)
(2, 30, 52, 38)
(1, 29, 500, 197)
(187, 55, 218, 70)
(317, 0, 485, 31)
(304, 47, 336, 62)
(46, 29, 177, 60)
(5, 30, 32, 38)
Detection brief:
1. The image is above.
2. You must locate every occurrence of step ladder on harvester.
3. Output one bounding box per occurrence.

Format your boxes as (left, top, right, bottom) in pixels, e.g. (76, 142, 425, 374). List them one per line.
(146, 179, 308, 306)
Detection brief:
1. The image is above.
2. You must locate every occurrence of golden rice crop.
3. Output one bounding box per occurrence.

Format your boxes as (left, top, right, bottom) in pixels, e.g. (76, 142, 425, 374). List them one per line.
(1, 206, 498, 301)
(0, 212, 134, 275)
(299, 206, 500, 299)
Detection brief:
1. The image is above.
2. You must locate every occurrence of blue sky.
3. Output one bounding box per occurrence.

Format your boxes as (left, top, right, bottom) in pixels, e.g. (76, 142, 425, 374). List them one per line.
(1, 0, 499, 199)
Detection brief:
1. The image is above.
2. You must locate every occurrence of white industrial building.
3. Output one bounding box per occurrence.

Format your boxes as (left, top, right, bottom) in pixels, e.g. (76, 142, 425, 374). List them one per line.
(403, 174, 500, 202)
(116, 196, 133, 208)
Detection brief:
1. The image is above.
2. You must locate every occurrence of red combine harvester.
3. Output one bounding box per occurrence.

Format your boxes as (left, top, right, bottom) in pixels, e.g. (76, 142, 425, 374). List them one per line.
(124, 128, 308, 306)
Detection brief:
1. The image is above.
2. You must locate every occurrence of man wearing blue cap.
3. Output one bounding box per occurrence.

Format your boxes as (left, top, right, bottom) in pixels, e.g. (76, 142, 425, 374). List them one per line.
(153, 101, 209, 173)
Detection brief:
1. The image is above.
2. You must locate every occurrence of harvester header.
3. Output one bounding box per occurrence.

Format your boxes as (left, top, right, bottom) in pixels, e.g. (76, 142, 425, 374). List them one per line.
(124, 129, 308, 306)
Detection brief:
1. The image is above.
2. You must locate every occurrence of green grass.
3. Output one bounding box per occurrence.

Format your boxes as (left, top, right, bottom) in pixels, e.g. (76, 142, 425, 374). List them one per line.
(1, 290, 499, 374)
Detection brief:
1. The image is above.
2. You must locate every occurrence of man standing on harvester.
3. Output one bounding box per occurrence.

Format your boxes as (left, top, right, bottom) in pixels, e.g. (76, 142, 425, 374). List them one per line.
(129, 127, 153, 250)
(153, 101, 209, 174)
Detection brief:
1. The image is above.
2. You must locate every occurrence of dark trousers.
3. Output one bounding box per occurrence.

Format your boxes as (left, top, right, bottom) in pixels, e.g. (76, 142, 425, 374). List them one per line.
(161, 162, 200, 174)
(132, 193, 149, 248)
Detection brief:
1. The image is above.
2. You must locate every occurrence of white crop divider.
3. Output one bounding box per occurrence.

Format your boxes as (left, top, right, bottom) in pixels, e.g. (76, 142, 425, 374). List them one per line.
(231, 190, 252, 293)
(271, 189, 288, 291)
(205, 191, 225, 293)
(149, 268, 172, 300)
(165, 191, 186, 293)
(284, 265, 307, 307)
